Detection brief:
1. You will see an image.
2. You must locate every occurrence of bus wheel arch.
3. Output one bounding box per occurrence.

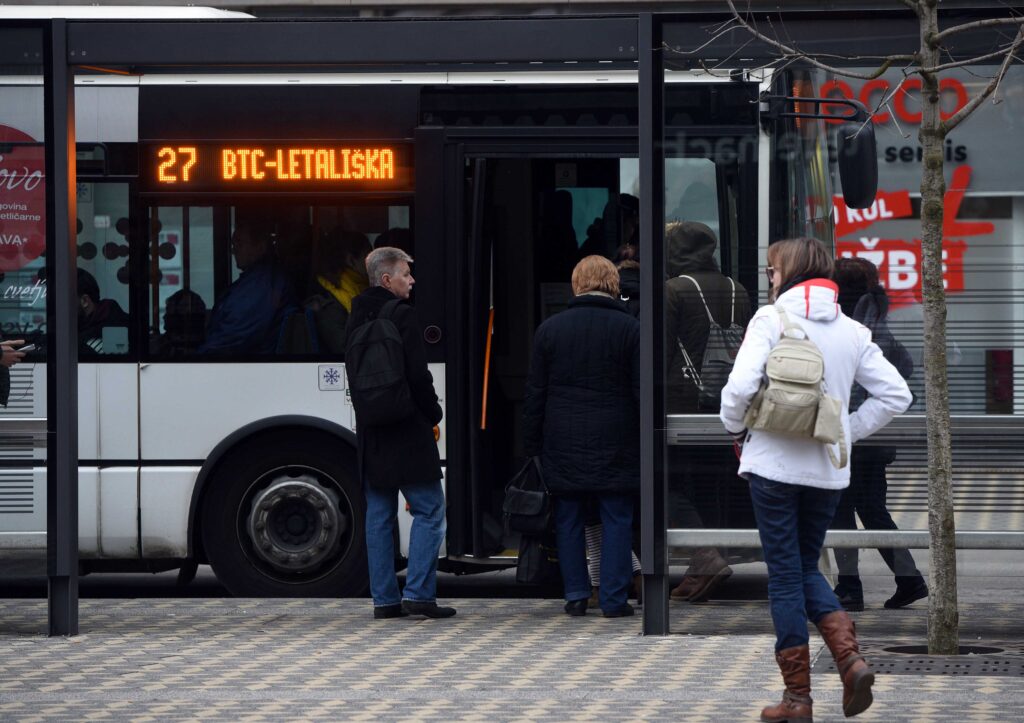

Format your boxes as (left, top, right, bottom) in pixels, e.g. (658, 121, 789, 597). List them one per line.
(192, 419, 367, 597)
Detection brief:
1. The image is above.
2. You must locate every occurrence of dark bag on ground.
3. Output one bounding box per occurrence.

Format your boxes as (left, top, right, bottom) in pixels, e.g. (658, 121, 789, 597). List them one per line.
(502, 457, 551, 535)
(516, 534, 561, 585)
(676, 275, 745, 412)
(344, 298, 416, 426)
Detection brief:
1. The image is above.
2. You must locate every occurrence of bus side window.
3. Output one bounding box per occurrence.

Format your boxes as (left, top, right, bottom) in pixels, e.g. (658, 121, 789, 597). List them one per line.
(78, 182, 132, 357)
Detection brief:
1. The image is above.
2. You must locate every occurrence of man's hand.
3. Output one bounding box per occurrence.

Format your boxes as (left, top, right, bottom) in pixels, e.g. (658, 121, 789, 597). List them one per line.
(1, 340, 26, 368)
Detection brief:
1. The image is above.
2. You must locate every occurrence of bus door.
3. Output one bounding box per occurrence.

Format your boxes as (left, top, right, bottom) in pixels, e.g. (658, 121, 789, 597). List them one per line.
(445, 130, 760, 565)
(444, 140, 639, 560)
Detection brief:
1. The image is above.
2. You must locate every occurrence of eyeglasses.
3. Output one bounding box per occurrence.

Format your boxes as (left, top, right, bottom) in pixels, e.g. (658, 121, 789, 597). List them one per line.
(765, 267, 775, 285)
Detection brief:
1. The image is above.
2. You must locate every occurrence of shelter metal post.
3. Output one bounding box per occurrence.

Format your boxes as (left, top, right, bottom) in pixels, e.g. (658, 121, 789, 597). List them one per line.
(43, 18, 79, 637)
(639, 13, 668, 636)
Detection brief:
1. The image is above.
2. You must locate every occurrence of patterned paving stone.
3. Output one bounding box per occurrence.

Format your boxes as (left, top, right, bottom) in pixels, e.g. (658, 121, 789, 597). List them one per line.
(0, 598, 1022, 721)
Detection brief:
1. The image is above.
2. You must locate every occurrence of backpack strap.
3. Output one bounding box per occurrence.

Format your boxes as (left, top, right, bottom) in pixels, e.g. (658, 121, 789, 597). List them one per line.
(680, 274, 740, 326)
(775, 306, 808, 340)
(677, 275, 715, 324)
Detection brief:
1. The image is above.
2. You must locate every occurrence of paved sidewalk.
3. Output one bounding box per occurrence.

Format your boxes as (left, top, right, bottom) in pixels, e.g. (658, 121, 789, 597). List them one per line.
(1, 597, 1022, 721)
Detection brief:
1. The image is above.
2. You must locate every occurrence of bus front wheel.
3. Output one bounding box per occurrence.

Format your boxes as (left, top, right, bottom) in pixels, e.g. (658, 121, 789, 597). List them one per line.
(200, 432, 368, 597)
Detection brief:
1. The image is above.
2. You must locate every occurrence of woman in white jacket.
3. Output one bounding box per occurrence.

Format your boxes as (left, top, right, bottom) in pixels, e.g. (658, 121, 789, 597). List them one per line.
(720, 238, 911, 723)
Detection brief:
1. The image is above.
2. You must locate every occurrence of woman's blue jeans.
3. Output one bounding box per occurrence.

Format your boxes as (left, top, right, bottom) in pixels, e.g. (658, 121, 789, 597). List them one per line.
(364, 479, 446, 607)
(554, 492, 634, 612)
(748, 474, 843, 651)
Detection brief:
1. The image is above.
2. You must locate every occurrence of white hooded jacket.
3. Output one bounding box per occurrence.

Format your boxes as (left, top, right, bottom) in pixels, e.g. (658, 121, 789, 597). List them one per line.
(720, 279, 912, 489)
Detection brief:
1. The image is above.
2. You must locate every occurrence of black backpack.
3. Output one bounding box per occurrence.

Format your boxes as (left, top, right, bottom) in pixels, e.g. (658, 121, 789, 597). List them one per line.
(676, 275, 745, 412)
(345, 298, 416, 426)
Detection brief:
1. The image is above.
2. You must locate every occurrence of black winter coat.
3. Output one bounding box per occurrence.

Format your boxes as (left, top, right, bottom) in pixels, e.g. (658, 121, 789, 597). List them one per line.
(346, 286, 443, 490)
(522, 293, 640, 494)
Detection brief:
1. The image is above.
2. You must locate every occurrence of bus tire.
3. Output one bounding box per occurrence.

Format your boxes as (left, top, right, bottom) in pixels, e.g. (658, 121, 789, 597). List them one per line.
(200, 432, 368, 597)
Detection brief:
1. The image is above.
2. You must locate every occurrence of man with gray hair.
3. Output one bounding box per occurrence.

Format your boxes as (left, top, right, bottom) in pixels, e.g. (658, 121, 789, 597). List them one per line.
(345, 245, 454, 619)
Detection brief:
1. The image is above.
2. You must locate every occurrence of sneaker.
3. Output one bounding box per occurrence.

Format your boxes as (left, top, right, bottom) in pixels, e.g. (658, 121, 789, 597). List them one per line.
(373, 603, 409, 619)
(885, 580, 929, 609)
(402, 600, 457, 618)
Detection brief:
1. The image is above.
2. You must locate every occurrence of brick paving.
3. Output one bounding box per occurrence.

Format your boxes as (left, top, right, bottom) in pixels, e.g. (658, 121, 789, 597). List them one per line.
(1, 597, 1022, 721)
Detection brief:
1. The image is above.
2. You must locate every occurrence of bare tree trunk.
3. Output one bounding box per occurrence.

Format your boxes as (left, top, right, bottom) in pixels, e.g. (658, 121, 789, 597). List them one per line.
(919, 0, 959, 655)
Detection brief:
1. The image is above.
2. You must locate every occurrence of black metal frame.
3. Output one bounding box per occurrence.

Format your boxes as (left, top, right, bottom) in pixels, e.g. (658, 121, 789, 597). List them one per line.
(42, 19, 79, 637)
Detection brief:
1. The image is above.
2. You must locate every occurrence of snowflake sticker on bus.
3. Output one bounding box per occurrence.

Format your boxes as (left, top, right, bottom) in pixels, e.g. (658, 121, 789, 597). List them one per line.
(319, 364, 345, 392)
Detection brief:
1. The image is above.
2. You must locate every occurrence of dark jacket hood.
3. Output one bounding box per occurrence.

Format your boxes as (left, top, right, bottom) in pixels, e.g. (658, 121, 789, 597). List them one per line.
(666, 221, 720, 276)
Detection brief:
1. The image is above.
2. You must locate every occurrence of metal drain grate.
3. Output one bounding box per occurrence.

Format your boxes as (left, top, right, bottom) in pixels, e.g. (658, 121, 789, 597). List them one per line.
(811, 642, 1024, 677)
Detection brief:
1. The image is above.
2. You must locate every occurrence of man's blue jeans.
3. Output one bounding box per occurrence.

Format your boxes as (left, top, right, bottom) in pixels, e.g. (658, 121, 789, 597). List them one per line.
(364, 479, 446, 607)
(554, 492, 634, 612)
(748, 474, 843, 651)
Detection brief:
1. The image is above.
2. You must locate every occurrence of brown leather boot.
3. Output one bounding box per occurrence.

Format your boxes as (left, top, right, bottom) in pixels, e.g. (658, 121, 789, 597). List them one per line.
(761, 645, 813, 723)
(816, 610, 875, 717)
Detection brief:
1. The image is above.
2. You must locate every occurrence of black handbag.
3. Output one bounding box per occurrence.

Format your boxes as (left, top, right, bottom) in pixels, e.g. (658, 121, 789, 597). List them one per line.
(502, 457, 551, 535)
(515, 534, 561, 585)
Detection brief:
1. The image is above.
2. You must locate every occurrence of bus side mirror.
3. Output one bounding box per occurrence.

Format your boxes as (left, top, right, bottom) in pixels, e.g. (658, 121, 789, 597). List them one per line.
(837, 121, 878, 209)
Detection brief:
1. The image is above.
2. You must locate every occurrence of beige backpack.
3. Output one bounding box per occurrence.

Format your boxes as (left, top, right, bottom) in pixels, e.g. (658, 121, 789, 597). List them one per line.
(742, 307, 847, 469)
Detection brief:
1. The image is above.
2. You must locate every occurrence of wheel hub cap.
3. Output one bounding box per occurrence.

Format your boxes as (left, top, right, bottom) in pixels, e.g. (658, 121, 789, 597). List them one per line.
(247, 474, 346, 573)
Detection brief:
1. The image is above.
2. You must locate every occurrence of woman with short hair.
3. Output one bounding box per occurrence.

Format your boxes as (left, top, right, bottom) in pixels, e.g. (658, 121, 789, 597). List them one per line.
(523, 255, 640, 618)
(720, 237, 912, 721)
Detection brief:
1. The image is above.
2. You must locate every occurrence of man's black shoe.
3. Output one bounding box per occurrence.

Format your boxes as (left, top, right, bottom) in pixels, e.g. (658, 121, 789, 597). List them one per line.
(602, 604, 635, 618)
(885, 580, 928, 609)
(373, 603, 409, 619)
(402, 600, 457, 618)
(564, 599, 587, 616)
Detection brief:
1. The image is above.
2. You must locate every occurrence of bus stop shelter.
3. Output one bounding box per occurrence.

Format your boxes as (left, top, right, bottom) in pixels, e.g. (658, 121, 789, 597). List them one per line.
(3, 7, 1020, 638)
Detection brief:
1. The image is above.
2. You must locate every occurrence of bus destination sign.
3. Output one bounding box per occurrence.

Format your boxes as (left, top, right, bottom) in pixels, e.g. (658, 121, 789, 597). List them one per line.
(142, 142, 412, 193)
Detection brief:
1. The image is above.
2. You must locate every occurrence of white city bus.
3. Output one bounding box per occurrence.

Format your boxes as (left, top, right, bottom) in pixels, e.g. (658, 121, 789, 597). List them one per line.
(0, 15, 872, 594)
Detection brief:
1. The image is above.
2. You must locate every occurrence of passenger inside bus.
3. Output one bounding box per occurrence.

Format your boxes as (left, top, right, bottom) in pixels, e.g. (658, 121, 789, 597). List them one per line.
(198, 222, 297, 355)
(305, 228, 372, 354)
(156, 289, 207, 356)
(77, 267, 129, 355)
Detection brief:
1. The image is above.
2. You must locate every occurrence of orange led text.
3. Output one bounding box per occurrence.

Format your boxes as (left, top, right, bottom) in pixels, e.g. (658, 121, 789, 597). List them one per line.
(220, 147, 395, 182)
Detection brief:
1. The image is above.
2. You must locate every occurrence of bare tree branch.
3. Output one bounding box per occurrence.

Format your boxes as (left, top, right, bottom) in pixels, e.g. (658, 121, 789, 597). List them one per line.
(943, 25, 1024, 133)
(933, 16, 1024, 45)
(925, 44, 1024, 72)
(724, 0, 913, 80)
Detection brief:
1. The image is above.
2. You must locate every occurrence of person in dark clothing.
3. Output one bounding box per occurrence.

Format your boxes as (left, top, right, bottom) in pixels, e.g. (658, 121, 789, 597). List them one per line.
(307, 228, 371, 354)
(523, 255, 641, 618)
(157, 289, 207, 355)
(614, 243, 640, 319)
(346, 246, 455, 620)
(199, 223, 295, 354)
(831, 256, 928, 611)
(0, 338, 26, 407)
(663, 221, 752, 603)
(77, 268, 129, 355)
